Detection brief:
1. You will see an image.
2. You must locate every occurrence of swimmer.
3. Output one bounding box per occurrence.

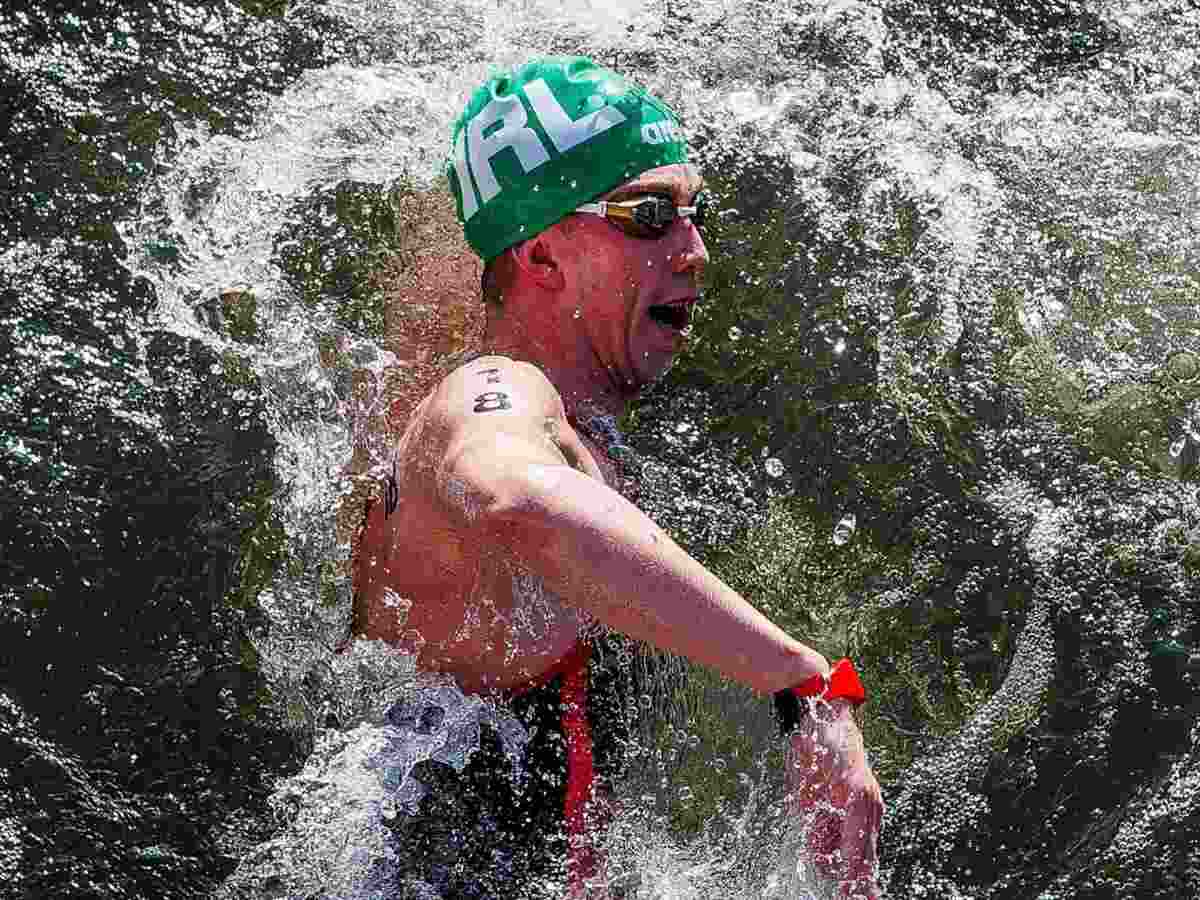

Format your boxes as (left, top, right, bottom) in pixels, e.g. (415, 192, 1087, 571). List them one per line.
(353, 56, 883, 899)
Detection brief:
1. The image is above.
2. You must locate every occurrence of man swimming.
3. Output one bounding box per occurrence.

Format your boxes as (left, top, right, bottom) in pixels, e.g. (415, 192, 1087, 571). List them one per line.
(353, 56, 883, 899)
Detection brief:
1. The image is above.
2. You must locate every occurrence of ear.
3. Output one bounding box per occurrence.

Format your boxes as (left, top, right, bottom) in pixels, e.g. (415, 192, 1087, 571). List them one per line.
(509, 230, 567, 292)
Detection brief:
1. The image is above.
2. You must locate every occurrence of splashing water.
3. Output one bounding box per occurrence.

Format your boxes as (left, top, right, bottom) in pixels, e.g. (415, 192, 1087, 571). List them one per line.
(107, 0, 1200, 897)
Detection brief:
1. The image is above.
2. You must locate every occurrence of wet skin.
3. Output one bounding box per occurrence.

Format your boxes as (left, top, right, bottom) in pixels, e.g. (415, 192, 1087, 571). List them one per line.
(355, 163, 709, 691)
(354, 364, 613, 692)
(353, 162, 883, 895)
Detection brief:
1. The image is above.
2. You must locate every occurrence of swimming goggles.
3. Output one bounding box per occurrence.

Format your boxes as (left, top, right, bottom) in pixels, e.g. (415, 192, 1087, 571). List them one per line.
(574, 193, 709, 238)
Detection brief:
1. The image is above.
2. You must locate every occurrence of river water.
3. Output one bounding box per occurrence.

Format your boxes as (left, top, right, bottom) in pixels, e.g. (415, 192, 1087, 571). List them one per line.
(7, 0, 1200, 897)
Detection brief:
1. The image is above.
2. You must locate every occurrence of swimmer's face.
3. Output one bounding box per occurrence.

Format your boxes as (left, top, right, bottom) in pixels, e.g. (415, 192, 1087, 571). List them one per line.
(558, 163, 709, 391)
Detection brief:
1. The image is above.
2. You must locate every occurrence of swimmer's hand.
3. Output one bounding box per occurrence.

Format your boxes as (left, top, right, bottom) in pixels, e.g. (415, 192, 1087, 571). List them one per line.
(784, 699, 884, 899)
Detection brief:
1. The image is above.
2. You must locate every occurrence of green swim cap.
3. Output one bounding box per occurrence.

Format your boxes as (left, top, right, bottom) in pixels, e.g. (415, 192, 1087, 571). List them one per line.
(448, 56, 689, 261)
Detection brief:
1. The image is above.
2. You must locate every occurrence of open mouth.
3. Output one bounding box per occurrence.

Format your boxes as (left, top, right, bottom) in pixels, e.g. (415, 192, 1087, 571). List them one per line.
(647, 299, 694, 331)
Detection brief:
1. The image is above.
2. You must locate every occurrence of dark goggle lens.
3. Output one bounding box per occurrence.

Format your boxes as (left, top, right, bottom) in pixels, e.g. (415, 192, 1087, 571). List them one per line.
(631, 197, 674, 230)
(621, 194, 710, 237)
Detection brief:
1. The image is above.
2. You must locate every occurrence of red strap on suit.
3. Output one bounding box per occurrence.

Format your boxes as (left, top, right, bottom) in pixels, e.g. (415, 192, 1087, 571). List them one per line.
(560, 641, 597, 898)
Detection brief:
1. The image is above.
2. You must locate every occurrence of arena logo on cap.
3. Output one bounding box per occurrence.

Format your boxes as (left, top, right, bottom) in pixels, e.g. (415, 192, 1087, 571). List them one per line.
(640, 119, 682, 145)
(453, 78, 628, 222)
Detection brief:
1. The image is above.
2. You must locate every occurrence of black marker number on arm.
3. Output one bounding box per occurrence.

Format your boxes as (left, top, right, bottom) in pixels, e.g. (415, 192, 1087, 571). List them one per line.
(476, 367, 503, 385)
(473, 391, 511, 413)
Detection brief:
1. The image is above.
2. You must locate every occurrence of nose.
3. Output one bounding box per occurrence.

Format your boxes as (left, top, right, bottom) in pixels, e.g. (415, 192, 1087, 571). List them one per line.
(671, 216, 709, 275)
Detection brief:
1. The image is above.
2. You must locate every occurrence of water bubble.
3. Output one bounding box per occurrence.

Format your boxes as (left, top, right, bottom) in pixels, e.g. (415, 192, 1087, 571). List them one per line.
(1166, 351, 1198, 382)
(832, 513, 857, 545)
(764, 457, 784, 478)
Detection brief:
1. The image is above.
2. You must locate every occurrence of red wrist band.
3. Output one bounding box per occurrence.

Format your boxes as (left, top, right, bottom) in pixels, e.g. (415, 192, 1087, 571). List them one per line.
(790, 657, 866, 706)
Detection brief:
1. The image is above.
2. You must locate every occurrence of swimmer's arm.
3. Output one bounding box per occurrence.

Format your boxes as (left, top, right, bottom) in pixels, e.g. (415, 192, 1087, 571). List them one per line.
(432, 356, 829, 695)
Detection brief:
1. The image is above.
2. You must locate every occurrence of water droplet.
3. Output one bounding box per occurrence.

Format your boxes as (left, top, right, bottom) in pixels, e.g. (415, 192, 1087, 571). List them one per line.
(573, 308, 582, 319)
(832, 513, 857, 545)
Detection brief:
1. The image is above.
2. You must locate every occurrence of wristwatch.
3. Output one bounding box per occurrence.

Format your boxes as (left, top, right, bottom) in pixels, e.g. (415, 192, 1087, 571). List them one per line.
(773, 658, 866, 735)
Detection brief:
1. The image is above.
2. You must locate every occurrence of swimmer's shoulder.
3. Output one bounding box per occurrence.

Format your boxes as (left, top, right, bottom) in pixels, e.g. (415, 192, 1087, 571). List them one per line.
(397, 356, 565, 468)
(426, 355, 566, 425)
(407, 355, 606, 489)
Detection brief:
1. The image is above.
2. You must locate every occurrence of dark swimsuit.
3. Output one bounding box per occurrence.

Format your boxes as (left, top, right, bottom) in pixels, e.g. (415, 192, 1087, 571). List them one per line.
(387, 635, 633, 900)
(351, 490, 631, 899)
(350, 501, 635, 898)
(351, 355, 639, 898)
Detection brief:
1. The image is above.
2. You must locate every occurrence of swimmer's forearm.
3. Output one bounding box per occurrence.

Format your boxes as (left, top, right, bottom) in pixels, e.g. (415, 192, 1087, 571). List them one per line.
(473, 460, 829, 694)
